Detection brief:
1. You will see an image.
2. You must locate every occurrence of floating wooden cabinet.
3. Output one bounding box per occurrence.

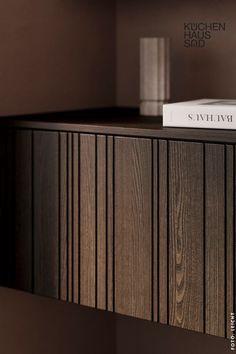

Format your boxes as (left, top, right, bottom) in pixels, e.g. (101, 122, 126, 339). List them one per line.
(0, 113, 235, 339)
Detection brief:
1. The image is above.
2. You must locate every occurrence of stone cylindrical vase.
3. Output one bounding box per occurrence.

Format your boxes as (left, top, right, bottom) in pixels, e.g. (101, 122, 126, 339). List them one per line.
(140, 37, 170, 116)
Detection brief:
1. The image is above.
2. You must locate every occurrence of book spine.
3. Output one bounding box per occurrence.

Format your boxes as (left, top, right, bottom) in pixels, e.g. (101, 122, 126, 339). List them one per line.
(163, 106, 236, 129)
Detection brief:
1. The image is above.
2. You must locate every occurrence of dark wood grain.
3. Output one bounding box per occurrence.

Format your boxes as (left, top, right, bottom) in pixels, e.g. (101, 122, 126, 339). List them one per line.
(59, 133, 68, 301)
(4, 131, 14, 288)
(205, 144, 225, 337)
(72, 134, 79, 304)
(67, 133, 73, 302)
(97, 135, 107, 310)
(107, 136, 114, 312)
(34, 131, 59, 298)
(115, 137, 152, 320)
(14, 130, 32, 292)
(80, 134, 96, 307)
(0, 129, 9, 286)
(153, 139, 158, 322)
(158, 140, 168, 325)
(1, 110, 236, 144)
(169, 141, 204, 332)
(0, 121, 234, 339)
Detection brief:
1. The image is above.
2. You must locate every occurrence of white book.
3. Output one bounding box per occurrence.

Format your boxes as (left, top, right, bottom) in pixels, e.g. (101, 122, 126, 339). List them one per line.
(163, 99, 236, 130)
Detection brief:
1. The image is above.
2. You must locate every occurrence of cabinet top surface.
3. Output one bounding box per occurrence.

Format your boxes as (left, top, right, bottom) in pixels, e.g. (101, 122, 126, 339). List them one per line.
(0, 108, 235, 143)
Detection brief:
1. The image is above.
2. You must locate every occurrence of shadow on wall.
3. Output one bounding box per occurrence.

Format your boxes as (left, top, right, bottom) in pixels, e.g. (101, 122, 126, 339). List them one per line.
(0, 288, 229, 354)
(0, 0, 116, 115)
(0, 0, 235, 114)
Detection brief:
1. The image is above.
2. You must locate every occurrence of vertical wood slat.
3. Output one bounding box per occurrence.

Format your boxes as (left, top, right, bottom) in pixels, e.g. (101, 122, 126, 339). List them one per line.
(0, 129, 5, 285)
(226, 145, 234, 338)
(80, 134, 96, 308)
(205, 144, 225, 337)
(152, 140, 158, 322)
(0, 129, 14, 287)
(107, 136, 114, 312)
(97, 135, 107, 310)
(6, 131, 14, 288)
(14, 131, 32, 292)
(59, 133, 79, 303)
(115, 137, 152, 320)
(159, 140, 168, 324)
(67, 133, 73, 302)
(59, 133, 68, 301)
(73, 134, 79, 304)
(34, 131, 59, 299)
(169, 141, 204, 332)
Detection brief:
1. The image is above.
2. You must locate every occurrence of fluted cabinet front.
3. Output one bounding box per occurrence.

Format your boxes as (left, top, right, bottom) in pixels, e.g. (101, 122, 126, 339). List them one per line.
(0, 128, 235, 339)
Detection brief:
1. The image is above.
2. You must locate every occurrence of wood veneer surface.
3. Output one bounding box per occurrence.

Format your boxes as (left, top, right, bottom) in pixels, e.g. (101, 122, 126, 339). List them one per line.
(0, 108, 235, 143)
(0, 110, 235, 339)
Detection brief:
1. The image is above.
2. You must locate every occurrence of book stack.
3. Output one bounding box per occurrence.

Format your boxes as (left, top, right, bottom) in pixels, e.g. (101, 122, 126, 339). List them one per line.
(163, 99, 236, 129)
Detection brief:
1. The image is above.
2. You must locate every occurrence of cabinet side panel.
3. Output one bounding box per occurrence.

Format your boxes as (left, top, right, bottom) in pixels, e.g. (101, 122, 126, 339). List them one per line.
(80, 134, 96, 308)
(34, 131, 59, 298)
(205, 144, 225, 337)
(115, 137, 152, 320)
(15, 130, 32, 292)
(169, 141, 204, 332)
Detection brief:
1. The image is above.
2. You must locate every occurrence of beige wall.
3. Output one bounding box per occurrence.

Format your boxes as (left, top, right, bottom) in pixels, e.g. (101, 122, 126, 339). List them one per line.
(0, 0, 116, 115)
(116, 0, 236, 106)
